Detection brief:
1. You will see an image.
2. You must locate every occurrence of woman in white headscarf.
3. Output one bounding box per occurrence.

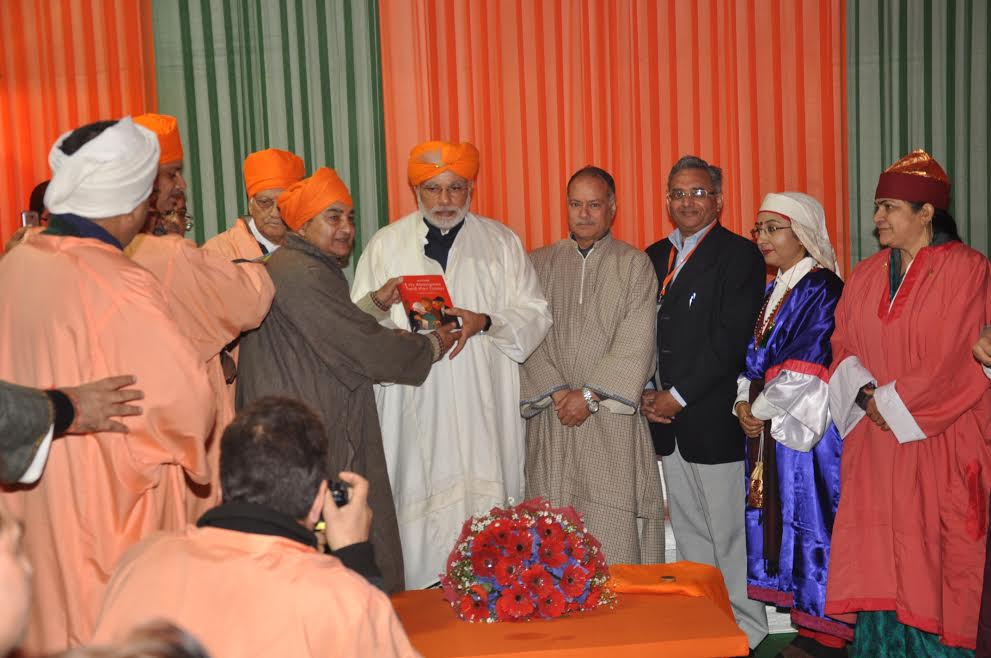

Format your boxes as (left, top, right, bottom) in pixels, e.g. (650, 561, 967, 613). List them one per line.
(733, 193, 852, 657)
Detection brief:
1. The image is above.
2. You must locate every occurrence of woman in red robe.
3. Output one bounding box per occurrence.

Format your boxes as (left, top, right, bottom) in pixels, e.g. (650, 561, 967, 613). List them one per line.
(825, 149, 991, 655)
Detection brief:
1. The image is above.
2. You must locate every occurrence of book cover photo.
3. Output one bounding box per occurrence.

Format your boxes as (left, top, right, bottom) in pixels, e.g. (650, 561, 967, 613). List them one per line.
(397, 275, 461, 332)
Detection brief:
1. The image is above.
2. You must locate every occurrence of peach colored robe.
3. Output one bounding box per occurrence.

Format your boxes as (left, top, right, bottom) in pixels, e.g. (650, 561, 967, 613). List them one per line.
(127, 233, 274, 517)
(201, 217, 265, 262)
(93, 526, 422, 658)
(0, 234, 214, 655)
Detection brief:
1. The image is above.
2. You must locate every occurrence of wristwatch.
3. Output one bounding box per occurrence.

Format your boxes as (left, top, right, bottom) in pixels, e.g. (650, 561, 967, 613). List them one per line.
(482, 314, 493, 333)
(582, 387, 599, 414)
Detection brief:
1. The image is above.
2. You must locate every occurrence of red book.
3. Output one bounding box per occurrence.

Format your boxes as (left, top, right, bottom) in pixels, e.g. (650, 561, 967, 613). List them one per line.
(397, 275, 459, 332)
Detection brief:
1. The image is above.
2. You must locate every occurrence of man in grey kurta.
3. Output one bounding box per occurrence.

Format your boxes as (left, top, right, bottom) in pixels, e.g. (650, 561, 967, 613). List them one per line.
(236, 167, 454, 593)
(520, 167, 664, 564)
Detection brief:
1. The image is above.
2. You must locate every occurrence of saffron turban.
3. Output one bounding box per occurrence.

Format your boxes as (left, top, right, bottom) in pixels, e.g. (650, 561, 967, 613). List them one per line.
(407, 141, 480, 186)
(875, 149, 951, 210)
(277, 167, 353, 231)
(243, 148, 305, 198)
(758, 192, 840, 275)
(44, 117, 160, 218)
(133, 113, 184, 165)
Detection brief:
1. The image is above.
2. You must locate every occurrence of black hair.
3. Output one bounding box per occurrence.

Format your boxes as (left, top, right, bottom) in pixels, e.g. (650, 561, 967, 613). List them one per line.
(567, 166, 616, 199)
(908, 201, 962, 245)
(58, 120, 119, 156)
(219, 396, 328, 519)
(667, 155, 722, 194)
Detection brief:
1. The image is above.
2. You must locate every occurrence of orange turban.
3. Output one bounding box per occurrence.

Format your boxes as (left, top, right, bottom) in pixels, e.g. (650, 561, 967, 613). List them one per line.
(875, 148, 951, 210)
(277, 167, 353, 231)
(133, 113, 183, 165)
(243, 148, 305, 197)
(407, 141, 480, 186)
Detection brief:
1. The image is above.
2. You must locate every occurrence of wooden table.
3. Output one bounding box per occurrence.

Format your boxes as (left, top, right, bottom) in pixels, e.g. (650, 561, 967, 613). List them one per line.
(392, 588, 749, 657)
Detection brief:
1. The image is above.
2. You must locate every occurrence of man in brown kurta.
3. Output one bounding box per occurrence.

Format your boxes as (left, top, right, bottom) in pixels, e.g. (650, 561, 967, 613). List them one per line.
(521, 167, 664, 564)
(236, 167, 454, 593)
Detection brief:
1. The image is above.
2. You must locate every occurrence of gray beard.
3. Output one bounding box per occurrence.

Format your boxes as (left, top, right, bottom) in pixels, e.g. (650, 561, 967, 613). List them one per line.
(417, 196, 471, 231)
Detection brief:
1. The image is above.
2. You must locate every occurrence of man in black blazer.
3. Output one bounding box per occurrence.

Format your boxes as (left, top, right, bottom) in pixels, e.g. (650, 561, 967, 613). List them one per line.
(642, 155, 768, 649)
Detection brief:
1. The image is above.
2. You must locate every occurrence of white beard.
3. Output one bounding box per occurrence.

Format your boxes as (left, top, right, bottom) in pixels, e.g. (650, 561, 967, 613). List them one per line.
(417, 193, 471, 231)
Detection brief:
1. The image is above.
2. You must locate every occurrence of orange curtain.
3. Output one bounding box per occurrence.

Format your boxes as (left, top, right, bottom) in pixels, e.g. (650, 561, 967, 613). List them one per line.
(379, 0, 849, 271)
(0, 0, 156, 247)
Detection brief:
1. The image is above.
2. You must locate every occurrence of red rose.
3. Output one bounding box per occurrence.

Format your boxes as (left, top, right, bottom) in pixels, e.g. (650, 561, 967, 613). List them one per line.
(536, 587, 566, 618)
(538, 537, 568, 568)
(521, 564, 555, 596)
(495, 582, 535, 620)
(494, 557, 523, 587)
(470, 548, 500, 578)
(459, 585, 490, 622)
(561, 563, 590, 598)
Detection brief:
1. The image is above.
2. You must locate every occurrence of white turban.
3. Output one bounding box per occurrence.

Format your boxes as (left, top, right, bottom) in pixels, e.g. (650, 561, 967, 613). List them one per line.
(758, 192, 840, 276)
(44, 117, 160, 218)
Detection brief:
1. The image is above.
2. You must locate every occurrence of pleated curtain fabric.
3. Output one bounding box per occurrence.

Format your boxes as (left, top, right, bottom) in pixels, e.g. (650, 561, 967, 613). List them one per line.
(151, 0, 390, 273)
(847, 0, 990, 262)
(378, 0, 851, 272)
(0, 0, 157, 246)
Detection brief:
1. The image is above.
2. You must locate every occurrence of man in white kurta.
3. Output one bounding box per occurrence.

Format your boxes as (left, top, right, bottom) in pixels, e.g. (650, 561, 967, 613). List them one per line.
(351, 140, 551, 587)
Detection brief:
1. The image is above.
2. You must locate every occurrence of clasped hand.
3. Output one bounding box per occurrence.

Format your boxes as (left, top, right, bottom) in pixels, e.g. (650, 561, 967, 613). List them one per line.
(551, 389, 592, 427)
(640, 389, 683, 424)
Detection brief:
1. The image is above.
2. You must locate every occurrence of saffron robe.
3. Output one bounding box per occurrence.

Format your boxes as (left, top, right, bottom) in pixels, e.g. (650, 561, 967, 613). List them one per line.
(351, 212, 552, 588)
(202, 217, 265, 262)
(520, 235, 664, 564)
(737, 266, 853, 640)
(237, 233, 435, 593)
(0, 235, 214, 654)
(92, 526, 421, 658)
(825, 241, 991, 650)
(128, 233, 274, 515)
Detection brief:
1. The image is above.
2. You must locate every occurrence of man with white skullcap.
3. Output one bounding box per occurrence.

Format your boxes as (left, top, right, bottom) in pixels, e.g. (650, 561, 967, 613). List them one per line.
(0, 118, 216, 655)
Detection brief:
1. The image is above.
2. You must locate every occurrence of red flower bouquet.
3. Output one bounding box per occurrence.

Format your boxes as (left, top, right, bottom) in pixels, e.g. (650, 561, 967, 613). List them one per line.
(441, 498, 613, 622)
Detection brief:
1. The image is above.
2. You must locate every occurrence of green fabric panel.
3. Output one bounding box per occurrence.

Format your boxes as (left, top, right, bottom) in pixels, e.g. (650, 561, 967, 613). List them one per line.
(151, 0, 389, 276)
(847, 0, 990, 263)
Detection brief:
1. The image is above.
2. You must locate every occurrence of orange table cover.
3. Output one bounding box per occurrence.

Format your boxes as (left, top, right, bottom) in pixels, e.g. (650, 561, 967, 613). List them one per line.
(607, 561, 737, 622)
(392, 564, 748, 658)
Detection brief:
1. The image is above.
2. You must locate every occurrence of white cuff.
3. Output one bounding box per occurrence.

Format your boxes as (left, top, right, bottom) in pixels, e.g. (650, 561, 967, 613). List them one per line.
(984, 364, 991, 380)
(19, 425, 55, 484)
(733, 376, 751, 416)
(828, 356, 874, 438)
(872, 381, 926, 443)
(668, 387, 687, 408)
(750, 393, 782, 421)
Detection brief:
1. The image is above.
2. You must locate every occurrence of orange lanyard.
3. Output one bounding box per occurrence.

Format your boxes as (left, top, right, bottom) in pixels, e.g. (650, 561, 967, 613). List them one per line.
(659, 228, 711, 299)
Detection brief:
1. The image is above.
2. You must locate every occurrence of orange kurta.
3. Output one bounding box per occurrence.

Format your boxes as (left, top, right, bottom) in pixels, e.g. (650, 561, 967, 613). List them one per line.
(93, 526, 421, 658)
(128, 233, 274, 516)
(0, 235, 215, 654)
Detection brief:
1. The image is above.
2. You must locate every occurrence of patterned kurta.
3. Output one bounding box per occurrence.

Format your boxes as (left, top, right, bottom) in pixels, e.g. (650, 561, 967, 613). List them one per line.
(521, 234, 664, 564)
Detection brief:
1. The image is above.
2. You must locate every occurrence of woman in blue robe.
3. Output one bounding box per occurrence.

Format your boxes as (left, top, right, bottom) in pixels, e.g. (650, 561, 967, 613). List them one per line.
(734, 192, 852, 657)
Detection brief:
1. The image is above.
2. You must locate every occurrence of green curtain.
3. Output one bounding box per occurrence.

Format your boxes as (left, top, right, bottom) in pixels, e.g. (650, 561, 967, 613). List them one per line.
(151, 0, 389, 274)
(847, 0, 990, 263)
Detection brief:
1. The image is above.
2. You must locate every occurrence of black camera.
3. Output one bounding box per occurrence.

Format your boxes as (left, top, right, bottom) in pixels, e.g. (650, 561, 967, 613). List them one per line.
(328, 480, 349, 507)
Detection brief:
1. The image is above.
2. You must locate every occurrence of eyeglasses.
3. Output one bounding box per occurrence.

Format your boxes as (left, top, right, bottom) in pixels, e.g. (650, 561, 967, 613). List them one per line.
(667, 188, 718, 202)
(749, 224, 792, 240)
(164, 210, 194, 233)
(252, 196, 278, 211)
(419, 182, 470, 199)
